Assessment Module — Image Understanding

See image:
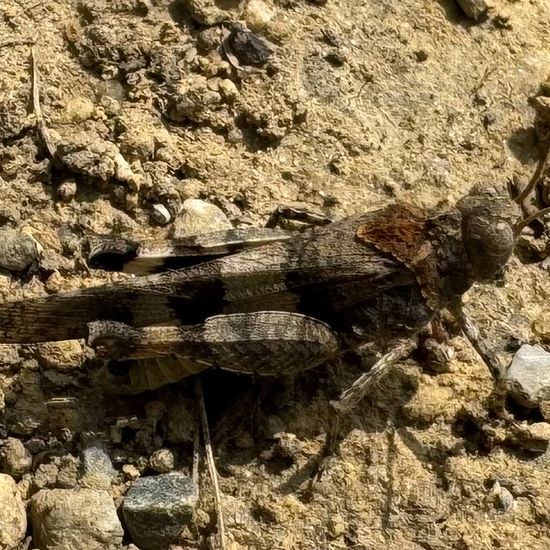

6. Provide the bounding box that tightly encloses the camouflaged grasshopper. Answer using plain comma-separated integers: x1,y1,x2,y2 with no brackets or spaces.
0,184,529,402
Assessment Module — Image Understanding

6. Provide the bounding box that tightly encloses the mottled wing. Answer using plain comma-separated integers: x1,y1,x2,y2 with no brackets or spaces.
87,227,292,275
0,215,415,343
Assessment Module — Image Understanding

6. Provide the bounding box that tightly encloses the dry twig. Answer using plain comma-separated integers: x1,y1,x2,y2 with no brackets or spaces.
195,378,227,550
31,47,57,159
192,427,200,488
0,39,35,50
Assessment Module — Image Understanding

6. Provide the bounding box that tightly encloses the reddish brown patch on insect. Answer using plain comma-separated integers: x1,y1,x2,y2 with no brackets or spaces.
356,204,442,310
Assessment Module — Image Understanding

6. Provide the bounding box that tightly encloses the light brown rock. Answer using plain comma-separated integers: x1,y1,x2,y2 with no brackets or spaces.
30,488,124,550
171,199,232,238
0,437,32,478
0,474,27,550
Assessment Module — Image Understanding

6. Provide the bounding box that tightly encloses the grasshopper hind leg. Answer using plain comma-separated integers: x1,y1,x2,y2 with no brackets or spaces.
88,312,340,393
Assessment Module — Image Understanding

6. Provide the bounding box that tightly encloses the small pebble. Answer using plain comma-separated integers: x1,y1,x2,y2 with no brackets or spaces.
123,464,141,481
151,203,172,225
218,78,239,102
149,448,175,473
0,474,27,549
64,96,94,123
57,179,77,201
122,472,199,550
489,480,514,512
0,438,32,479
0,229,40,273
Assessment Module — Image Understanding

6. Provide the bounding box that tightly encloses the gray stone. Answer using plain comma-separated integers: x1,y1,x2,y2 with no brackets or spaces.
0,229,40,273
123,472,199,550
171,199,232,238
457,0,488,20
0,438,32,479
30,488,124,550
505,344,550,407
79,433,117,490
0,474,27,550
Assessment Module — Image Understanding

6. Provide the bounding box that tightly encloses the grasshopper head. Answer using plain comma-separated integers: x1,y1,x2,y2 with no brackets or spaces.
456,184,519,282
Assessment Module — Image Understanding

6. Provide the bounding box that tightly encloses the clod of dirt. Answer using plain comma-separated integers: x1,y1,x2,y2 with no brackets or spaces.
196,27,225,54
57,456,79,489
57,179,78,202
0,474,27,550
33,463,61,491
505,344,550,408
456,0,488,21
165,75,235,130
57,136,142,191
532,311,550,343
35,341,87,371
122,472,198,550
171,198,232,238
71,22,150,77
177,0,244,25
0,229,41,274
0,438,32,479
30,488,124,550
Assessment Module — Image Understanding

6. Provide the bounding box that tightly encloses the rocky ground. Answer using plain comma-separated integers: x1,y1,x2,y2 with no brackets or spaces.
1,0,550,549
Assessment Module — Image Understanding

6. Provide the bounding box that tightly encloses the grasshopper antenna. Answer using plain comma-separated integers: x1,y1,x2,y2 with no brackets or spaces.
514,205,550,233
512,145,550,232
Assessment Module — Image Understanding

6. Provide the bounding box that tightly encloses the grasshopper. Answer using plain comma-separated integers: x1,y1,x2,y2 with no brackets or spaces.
0,181,531,408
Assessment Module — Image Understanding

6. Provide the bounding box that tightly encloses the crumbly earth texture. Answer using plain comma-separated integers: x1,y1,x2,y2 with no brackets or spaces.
1,1,550,549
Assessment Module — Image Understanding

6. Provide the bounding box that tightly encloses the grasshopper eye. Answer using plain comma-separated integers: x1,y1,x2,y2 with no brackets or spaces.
461,216,515,281
456,185,519,281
